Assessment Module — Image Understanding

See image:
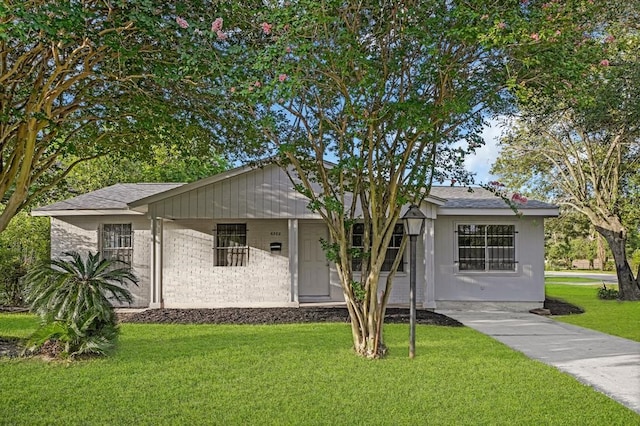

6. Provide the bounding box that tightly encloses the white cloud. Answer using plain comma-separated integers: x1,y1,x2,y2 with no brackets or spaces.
465,118,505,184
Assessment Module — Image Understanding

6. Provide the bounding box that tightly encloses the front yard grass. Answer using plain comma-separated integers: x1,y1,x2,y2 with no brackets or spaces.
546,284,640,342
1,314,638,424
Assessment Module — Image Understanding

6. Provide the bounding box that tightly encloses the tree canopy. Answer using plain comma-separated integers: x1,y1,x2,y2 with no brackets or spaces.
0,1,222,232
170,0,543,357
493,0,640,299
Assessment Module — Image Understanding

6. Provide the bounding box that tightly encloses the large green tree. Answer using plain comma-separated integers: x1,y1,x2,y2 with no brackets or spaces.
493,0,640,299
494,111,640,299
171,0,535,357
0,1,220,232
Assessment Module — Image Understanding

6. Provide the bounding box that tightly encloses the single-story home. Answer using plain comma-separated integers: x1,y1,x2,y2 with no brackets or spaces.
32,163,558,311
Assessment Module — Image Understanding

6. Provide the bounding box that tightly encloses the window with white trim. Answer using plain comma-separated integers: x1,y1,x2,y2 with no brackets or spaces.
352,223,404,272
214,224,248,266
457,224,516,271
101,224,133,267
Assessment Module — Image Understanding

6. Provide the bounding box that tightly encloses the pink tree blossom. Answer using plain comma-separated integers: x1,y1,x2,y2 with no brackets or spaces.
278,74,288,82
176,17,189,29
600,59,610,66
530,33,540,41
261,22,273,35
211,17,223,32
216,30,227,41
511,193,528,204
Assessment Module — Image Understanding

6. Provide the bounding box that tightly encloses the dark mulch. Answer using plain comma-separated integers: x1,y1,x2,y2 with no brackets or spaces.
544,297,585,315
0,298,584,357
0,337,23,358
118,307,463,326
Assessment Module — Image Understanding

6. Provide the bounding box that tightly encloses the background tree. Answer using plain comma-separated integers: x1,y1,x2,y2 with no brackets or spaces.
493,112,639,299
493,0,640,299
50,143,227,202
545,212,595,270
0,211,49,305
172,1,531,357
0,1,222,232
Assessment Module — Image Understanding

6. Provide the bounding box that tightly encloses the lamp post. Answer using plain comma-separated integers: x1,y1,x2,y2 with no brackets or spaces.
402,204,426,359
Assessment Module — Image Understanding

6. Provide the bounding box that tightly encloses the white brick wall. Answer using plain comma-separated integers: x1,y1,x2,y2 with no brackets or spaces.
50,216,151,307
162,219,292,308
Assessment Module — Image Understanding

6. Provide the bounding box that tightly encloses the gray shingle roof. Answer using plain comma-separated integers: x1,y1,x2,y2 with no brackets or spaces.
33,181,555,214
33,183,184,212
430,186,556,209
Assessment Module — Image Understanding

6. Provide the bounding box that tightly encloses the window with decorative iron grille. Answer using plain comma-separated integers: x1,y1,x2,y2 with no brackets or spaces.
214,224,248,266
101,224,133,267
352,223,404,272
457,224,516,271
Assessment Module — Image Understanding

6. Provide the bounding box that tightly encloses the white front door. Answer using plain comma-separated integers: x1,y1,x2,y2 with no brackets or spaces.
299,223,330,299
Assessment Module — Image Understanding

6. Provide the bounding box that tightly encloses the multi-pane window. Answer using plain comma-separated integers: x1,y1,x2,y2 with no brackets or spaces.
352,223,404,272
457,224,516,271
101,224,133,267
215,224,248,266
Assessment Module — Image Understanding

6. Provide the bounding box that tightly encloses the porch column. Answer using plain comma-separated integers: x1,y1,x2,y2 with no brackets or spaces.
423,218,436,309
150,217,164,308
288,219,299,303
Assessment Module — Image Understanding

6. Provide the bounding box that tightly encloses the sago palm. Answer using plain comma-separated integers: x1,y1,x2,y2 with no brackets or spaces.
24,251,137,357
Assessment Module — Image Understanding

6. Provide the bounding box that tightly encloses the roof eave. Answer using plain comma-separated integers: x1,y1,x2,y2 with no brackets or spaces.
437,207,559,217
31,209,144,217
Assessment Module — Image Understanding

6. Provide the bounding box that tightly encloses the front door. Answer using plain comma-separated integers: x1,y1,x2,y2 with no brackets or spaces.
299,223,330,300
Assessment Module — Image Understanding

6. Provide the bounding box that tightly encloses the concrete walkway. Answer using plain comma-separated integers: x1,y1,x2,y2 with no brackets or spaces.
439,310,640,414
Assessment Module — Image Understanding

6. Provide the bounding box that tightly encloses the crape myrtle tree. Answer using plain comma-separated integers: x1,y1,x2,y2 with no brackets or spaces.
493,0,640,299
0,1,221,233
173,1,528,358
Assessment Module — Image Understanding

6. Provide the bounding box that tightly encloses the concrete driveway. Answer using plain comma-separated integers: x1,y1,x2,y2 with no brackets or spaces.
439,310,640,414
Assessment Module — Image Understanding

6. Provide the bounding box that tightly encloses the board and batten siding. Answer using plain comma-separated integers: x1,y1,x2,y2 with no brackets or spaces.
148,165,320,220
50,216,152,308
433,215,546,309
161,218,294,308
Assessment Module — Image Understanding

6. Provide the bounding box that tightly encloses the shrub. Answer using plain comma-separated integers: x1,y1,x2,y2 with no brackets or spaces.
0,257,27,306
23,251,137,358
597,284,619,300
0,212,50,306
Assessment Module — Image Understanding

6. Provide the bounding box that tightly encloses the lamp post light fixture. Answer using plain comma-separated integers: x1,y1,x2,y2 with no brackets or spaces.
402,204,426,359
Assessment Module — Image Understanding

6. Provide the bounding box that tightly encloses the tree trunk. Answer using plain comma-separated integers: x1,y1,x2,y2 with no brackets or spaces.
595,226,640,301
337,264,389,359
597,235,607,271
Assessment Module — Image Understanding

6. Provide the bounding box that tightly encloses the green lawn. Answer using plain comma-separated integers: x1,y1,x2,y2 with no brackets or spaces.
546,283,640,342
1,314,638,424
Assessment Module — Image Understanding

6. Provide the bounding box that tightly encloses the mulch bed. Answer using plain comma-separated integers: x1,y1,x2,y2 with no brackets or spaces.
0,337,23,358
0,298,584,357
544,297,585,315
117,307,463,326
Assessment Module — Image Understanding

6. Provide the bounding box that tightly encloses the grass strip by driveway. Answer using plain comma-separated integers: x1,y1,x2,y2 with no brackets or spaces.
1,314,638,425
545,276,603,285
546,284,640,342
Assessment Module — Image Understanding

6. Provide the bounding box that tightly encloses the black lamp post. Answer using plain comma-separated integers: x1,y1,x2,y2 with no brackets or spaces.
402,204,426,359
